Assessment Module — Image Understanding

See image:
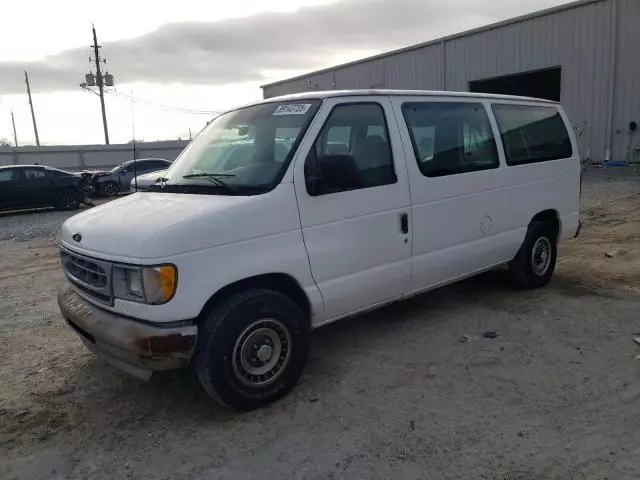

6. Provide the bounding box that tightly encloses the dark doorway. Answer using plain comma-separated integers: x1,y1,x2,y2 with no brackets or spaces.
469,67,562,101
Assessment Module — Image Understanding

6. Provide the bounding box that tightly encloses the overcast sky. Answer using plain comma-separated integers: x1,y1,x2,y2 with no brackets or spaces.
0,0,571,145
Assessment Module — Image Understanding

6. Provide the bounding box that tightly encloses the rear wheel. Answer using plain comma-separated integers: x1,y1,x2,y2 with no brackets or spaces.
195,289,310,411
54,189,81,210
508,221,558,288
101,181,120,197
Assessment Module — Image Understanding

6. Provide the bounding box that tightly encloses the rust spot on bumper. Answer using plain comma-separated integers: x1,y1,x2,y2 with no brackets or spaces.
58,285,198,375
135,333,197,356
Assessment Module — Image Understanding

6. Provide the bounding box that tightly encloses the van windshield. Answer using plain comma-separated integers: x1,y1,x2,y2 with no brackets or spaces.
155,101,321,195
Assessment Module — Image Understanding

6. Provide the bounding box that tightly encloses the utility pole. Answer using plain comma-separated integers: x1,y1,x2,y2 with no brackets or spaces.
24,71,40,147
92,25,109,144
11,110,18,147
80,25,114,145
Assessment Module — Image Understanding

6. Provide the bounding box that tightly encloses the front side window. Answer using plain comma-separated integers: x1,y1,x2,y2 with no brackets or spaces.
157,101,320,195
23,168,46,179
492,104,572,165
402,102,500,177
305,103,396,196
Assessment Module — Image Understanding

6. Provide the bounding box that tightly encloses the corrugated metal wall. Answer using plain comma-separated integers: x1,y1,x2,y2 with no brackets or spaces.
443,0,614,161
263,0,639,161
611,0,640,161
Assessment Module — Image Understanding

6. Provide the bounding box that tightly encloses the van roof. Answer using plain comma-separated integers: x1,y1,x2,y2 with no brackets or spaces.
258,89,559,105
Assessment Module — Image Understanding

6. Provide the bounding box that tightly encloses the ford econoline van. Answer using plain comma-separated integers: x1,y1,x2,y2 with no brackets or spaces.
58,90,581,410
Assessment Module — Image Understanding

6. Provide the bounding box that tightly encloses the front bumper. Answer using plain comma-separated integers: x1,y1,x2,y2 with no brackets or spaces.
58,285,197,380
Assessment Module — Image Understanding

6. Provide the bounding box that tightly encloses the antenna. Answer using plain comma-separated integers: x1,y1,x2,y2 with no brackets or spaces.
131,89,138,193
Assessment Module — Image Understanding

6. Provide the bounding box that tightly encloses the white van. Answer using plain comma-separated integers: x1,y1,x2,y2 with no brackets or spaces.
58,90,581,410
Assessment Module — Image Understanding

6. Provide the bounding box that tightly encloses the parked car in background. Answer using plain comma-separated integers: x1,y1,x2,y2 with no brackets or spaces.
0,165,88,211
91,158,172,197
130,169,168,192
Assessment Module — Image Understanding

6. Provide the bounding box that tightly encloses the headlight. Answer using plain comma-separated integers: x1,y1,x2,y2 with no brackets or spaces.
114,264,177,304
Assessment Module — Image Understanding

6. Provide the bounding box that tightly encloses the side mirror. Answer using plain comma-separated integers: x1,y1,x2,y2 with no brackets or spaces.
306,153,362,196
122,169,129,174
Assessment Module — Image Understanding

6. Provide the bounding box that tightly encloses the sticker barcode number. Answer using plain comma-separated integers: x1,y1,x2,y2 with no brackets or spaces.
273,104,311,116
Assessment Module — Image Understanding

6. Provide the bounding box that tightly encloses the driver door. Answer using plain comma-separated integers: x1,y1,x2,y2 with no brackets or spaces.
293,97,412,322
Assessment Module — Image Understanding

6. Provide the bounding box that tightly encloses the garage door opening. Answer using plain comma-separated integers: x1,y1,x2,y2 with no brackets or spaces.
469,67,562,101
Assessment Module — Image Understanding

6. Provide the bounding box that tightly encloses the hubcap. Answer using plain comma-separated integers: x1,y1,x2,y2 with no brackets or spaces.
531,236,552,276
232,318,291,387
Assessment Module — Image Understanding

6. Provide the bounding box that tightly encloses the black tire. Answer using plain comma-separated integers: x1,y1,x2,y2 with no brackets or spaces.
195,289,310,411
101,181,120,197
54,189,81,210
508,221,558,289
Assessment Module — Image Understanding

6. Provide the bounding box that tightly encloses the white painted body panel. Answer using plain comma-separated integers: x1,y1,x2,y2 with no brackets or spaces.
61,184,323,323
388,97,581,295
60,91,580,330
292,96,412,320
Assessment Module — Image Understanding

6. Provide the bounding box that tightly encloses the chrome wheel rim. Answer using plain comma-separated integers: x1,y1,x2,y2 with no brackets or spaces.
103,183,118,196
531,236,552,276
232,318,291,387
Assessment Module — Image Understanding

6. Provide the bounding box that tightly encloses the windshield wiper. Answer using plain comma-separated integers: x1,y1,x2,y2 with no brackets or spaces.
182,173,236,179
182,173,238,193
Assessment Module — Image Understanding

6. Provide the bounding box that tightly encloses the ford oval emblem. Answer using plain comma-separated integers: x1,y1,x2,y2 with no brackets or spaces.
72,233,82,243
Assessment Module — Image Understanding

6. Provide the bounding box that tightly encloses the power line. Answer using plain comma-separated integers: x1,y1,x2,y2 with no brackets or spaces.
103,88,220,115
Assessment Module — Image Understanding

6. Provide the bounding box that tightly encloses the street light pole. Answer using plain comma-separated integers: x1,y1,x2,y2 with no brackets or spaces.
92,25,109,145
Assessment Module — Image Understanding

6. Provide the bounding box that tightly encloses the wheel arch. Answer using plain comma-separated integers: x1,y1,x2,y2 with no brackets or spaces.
530,209,560,240
197,273,312,326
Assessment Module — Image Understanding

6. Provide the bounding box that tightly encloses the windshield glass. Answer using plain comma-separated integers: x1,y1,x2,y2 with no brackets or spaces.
158,101,320,194
110,163,128,174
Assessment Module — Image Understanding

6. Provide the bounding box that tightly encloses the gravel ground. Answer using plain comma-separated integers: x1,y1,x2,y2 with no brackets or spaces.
0,199,111,242
1,168,639,480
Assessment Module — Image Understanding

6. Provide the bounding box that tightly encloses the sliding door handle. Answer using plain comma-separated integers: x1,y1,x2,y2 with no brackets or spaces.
400,213,409,234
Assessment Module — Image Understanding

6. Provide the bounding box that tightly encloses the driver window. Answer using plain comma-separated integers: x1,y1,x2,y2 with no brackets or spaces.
305,103,396,196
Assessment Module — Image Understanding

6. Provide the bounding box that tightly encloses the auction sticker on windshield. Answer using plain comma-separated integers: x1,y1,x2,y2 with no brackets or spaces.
273,104,312,115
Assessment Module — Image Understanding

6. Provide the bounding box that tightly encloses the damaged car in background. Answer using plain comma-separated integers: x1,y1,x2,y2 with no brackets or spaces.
89,158,172,197
0,164,90,211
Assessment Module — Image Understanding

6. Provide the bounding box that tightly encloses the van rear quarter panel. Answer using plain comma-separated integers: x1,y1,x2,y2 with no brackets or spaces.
489,103,581,243
390,96,580,292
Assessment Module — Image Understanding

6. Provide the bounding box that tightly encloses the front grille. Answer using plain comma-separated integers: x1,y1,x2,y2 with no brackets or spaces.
62,252,107,287
60,247,113,304
70,279,112,304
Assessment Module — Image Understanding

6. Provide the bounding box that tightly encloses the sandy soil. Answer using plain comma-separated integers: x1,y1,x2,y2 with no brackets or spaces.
1,167,639,480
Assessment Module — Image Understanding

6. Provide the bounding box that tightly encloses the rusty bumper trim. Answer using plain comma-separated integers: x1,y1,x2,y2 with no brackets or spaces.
58,285,198,377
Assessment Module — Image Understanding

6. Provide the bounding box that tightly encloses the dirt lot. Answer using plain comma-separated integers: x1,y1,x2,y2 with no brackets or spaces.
1,168,639,480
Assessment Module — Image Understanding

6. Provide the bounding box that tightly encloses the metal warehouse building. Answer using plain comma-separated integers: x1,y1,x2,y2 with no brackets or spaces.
262,0,640,163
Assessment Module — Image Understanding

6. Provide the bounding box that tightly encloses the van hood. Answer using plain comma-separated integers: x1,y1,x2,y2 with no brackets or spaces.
60,186,299,260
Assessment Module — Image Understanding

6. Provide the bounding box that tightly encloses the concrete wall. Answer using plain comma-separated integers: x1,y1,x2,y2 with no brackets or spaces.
262,0,640,162
0,140,189,171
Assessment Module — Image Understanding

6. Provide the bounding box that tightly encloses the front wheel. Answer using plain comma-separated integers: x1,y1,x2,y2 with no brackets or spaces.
101,181,120,197
195,289,310,411
508,221,558,289
54,189,81,210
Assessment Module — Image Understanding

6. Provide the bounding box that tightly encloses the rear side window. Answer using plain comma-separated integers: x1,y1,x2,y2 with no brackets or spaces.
402,102,499,177
492,105,572,165
0,169,17,182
